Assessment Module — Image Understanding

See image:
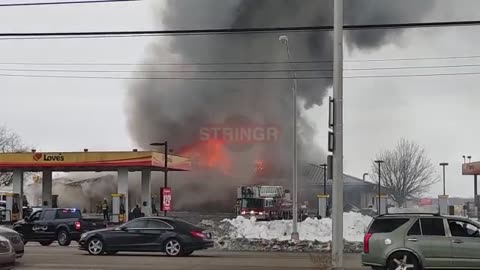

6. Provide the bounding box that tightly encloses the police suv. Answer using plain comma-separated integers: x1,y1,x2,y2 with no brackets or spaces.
13,208,106,246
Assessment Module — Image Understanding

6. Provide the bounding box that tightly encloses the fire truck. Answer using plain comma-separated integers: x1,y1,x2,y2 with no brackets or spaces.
235,185,293,220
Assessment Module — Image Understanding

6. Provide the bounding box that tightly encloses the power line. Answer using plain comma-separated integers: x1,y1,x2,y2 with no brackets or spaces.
347,55,480,63
0,34,159,41
0,67,328,73
3,63,480,73
1,20,480,39
0,0,140,7
3,70,480,80
0,60,328,66
348,63,480,71
0,73,309,80
3,54,480,66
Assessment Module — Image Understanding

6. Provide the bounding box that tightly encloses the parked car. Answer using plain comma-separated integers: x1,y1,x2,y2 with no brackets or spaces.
0,235,15,268
13,208,106,246
362,213,480,269
79,217,214,256
0,227,23,259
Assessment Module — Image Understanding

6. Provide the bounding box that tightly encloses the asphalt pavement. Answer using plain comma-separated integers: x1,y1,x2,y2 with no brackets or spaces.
11,244,368,270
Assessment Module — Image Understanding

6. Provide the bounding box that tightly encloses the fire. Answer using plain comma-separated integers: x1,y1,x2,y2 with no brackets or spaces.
252,159,271,185
178,139,231,174
255,160,265,175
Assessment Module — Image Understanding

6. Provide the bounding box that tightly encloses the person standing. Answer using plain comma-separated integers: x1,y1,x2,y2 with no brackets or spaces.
102,199,109,222
132,205,141,219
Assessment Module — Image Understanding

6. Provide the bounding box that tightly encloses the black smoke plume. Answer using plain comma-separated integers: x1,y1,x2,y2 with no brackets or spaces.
127,0,436,211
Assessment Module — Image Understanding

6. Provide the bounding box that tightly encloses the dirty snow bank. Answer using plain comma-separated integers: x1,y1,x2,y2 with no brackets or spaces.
200,211,371,241
199,212,371,252
221,212,371,242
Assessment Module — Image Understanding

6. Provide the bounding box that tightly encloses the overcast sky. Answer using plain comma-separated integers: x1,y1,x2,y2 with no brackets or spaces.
0,0,479,197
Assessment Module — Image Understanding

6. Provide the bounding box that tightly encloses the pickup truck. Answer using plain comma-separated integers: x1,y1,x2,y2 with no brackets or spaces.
13,208,106,246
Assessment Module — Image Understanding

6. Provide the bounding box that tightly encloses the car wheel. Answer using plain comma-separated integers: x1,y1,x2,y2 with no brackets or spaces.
39,240,53,246
87,238,105,256
387,251,420,270
164,238,183,257
105,251,118,255
57,229,71,246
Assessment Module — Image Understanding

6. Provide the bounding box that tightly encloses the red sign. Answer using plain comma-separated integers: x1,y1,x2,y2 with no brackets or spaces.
463,162,480,175
418,198,433,206
161,187,172,211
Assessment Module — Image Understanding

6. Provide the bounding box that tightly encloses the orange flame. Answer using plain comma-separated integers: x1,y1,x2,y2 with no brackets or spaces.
178,139,231,175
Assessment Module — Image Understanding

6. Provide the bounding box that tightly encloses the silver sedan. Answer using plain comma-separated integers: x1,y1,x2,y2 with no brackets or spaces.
0,235,16,268
0,226,23,258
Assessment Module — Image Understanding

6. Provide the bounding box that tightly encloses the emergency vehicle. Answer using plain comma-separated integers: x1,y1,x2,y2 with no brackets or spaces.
235,185,293,220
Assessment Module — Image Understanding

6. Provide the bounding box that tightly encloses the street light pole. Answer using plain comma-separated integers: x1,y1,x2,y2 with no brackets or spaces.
374,160,384,214
332,0,344,267
151,142,169,217
321,164,327,195
279,35,299,241
439,163,448,196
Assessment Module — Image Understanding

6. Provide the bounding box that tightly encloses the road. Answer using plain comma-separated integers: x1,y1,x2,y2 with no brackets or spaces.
13,244,367,270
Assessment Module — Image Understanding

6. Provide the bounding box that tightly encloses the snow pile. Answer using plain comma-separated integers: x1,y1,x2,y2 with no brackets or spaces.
220,212,372,242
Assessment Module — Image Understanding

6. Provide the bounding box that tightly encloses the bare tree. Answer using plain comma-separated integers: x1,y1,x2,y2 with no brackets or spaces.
371,139,439,207
0,125,28,186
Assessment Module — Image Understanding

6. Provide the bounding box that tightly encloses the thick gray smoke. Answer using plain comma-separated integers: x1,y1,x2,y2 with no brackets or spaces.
126,0,438,211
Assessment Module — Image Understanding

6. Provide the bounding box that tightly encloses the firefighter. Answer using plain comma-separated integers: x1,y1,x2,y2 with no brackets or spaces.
102,199,109,222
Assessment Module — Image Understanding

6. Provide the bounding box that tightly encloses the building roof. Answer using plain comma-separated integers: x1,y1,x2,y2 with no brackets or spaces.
0,151,191,172
309,173,376,186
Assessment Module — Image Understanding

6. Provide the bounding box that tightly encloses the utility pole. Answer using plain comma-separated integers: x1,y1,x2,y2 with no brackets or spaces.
439,163,448,196
476,175,479,221
279,35,299,241
332,0,344,267
321,164,327,195
151,141,169,217
163,141,168,217
374,160,384,214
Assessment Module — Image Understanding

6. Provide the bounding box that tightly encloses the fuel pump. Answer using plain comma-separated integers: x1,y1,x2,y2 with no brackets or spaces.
6,193,20,222
52,195,58,208
111,194,126,223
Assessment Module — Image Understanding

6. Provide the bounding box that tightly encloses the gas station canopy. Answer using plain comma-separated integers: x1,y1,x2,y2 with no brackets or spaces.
0,151,191,172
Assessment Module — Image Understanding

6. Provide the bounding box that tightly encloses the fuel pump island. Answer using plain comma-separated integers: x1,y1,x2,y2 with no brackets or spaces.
0,150,191,223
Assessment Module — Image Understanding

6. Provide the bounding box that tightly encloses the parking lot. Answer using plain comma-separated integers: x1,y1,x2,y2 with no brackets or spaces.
13,244,367,270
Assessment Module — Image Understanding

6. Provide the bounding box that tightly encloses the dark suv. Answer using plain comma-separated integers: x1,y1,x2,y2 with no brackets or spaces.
13,208,106,246
362,213,480,269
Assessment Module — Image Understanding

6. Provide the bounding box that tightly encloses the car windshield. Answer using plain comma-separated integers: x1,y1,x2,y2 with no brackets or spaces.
241,199,263,209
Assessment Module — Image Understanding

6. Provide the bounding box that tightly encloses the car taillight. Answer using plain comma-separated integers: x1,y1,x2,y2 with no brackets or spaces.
363,233,372,254
75,221,81,231
241,211,246,215
190,230,206,239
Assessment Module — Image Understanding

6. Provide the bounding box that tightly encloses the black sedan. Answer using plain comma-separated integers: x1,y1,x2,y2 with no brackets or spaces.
78,217,213,256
